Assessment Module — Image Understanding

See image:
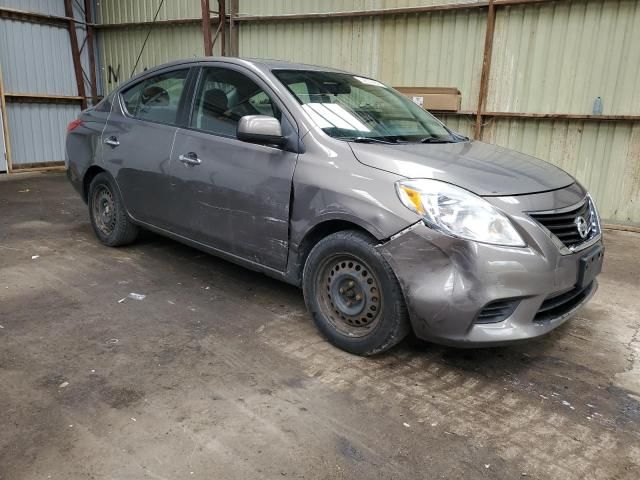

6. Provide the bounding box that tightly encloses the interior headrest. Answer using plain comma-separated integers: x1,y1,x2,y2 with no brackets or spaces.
141,86,169,106
203,88,229,114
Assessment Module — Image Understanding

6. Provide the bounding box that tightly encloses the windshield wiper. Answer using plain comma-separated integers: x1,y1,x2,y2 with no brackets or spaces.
418,136,454,144
341,136,400,145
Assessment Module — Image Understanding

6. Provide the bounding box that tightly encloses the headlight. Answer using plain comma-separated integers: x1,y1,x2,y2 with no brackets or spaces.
395,179,525,247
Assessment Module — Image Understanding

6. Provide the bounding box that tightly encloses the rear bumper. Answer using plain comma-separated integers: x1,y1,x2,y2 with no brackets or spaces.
377,222,602,347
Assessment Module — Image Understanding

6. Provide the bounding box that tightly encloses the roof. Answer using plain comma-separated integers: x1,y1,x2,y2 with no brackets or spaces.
119,57,354,91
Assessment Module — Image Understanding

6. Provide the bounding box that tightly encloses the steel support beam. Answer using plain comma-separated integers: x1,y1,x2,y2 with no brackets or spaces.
201,0,213,56
0,63,12,173
229,0,239,56
218,0,226,56
475,0,496,140
64,0,87,110
84,0,98,103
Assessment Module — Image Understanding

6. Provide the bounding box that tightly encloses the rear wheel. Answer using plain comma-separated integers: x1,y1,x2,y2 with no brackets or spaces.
88,173,138,247
302,230,410,356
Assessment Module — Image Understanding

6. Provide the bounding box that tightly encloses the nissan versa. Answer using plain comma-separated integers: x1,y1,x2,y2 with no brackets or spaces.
65,58,604,355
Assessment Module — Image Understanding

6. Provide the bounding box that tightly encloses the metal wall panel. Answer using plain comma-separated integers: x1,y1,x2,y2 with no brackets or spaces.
0,19,78,95
240,8,484,111
5,102,80,166
487,0,640,115
0,0,65,16
240,16,383,77
377,9,484,111
483,118,640,224
99,24,216,92
98,0,202,23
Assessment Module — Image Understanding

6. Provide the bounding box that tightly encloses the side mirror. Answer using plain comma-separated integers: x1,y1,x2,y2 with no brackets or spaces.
237,115,285,146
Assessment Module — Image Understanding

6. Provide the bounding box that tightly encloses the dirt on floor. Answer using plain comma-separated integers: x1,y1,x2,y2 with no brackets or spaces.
0,172,639,480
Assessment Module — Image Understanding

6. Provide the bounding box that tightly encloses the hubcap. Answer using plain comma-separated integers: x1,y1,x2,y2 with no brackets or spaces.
316,254,382,337
92,185,116,235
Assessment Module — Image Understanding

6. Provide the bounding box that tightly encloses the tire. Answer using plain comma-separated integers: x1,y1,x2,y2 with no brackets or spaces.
302,230,410,356
87,172,138,247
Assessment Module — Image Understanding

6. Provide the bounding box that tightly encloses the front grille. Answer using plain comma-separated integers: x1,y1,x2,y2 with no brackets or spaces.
529,199,598,249
476,299,520,324
534,282,594,322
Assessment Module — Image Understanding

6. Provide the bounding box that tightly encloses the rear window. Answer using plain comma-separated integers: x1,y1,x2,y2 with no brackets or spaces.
121,69,189,125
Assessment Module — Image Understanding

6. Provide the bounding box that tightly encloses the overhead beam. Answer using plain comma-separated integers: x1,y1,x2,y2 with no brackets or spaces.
231,0,560,22
98,16,221,29
0,6,88,28
4,93,86,104
433,110,640,122
64,0,87,110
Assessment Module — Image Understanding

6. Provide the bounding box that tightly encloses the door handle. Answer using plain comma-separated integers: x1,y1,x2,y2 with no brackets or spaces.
178,152,202,166
104,136,119,147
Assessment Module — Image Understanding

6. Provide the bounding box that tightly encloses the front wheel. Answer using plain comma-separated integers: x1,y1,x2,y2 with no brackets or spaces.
88,172,138,247
302,230,410,356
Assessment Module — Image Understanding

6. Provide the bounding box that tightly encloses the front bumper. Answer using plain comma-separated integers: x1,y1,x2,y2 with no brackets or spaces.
377,217,603,348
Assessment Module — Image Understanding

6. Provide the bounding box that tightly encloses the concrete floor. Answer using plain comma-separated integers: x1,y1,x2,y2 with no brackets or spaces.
0,172,638,480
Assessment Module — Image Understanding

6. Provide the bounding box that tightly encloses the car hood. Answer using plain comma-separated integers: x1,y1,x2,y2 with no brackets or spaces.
349,140,575,196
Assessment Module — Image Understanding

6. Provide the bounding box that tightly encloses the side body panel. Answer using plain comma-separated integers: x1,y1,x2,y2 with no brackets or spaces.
288,130,422,252
169,128,297,270
100,105,177,227
65,99,112,197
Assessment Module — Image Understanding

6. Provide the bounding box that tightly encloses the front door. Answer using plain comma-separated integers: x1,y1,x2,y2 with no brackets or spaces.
168,66,299,271
101,67,191,227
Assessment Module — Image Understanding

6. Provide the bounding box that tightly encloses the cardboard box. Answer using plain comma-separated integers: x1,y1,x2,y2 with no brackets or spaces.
394,87,461,112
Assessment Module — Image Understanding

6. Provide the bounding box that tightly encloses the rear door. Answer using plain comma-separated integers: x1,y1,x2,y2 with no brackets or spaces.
101,67,192,227
167,65,299,271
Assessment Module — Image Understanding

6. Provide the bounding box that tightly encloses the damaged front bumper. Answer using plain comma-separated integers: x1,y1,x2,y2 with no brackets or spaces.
377,222,602,347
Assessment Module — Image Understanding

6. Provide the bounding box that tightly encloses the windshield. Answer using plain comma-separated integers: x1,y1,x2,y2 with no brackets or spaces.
273,69,455,143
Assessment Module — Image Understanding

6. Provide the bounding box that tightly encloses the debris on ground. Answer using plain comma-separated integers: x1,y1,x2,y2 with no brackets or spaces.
403,422,410,428
59,381,69,388
31,255,39,260
106,338,119,344
128,292,146,301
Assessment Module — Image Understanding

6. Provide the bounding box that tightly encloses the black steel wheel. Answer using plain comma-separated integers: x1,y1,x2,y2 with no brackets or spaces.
303,230,410,356
91,184,117,236
316,254,383,337
88,172,138,247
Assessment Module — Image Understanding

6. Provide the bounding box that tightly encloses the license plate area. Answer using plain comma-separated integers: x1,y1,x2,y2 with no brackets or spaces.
578,246,604,288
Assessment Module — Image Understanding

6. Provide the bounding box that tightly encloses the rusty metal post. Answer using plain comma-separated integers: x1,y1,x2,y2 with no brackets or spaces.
229,0,239,56
201,0,213,56
474,0,496,140
0,63,13,173
84,0,98,104
218,0,226,56
64,0,87,109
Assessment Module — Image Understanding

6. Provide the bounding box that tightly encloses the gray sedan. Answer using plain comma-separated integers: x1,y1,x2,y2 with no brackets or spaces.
66,57,604,355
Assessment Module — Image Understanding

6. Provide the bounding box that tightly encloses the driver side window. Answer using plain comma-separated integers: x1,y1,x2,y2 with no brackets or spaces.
190,67,279,137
